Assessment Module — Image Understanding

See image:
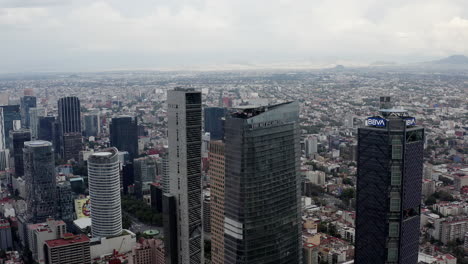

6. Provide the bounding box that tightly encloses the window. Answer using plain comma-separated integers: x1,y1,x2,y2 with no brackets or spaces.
390,197,400,212
391,165,401,185
389,222,399,237
387,247,398,262
392,145,402,159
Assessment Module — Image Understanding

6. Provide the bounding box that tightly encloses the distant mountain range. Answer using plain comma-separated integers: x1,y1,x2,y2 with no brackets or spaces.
430,55,468,65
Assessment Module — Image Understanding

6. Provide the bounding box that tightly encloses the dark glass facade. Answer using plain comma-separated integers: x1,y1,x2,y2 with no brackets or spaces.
9,129,31,177
23,141,56,223
204,107,226,140
110,116,138,160
224,102,302,264
84,114,99,137
58,97,82,161
20,96,37,128
0,105,21,146
355,115,424,264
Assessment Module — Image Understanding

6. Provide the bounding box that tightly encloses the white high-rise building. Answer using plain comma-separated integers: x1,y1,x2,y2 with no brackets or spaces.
0,108,5,150
167,88,203,263
88,147,122,238
305,135,318,158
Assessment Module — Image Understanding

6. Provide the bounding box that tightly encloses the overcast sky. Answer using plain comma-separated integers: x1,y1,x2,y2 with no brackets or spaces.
1,0,468,72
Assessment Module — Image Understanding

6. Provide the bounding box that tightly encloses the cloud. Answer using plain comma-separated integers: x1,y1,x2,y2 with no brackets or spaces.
1,0,468,71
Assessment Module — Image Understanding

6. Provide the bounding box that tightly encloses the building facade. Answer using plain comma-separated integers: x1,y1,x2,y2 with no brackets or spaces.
9,129,31,177
223,102,302,264
58,96,82,161
209,140,225,264
110,116,138,160
29,108,46,140
44,233,90,264
20,96,37,128
0,219,13,250
0,105,21,147
23,140,56,223
88,148,122,238
83,113,100,138
355,109,424,264
167,88,203,263
204,107,226,140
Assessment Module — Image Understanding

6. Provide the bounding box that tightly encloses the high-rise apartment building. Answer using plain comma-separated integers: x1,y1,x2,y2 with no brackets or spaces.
355,108,424,263
110,116,138,159
9,129,31,177
167,88,203,263
44,234,91,264
88,147,122,238
208,140,225,264
58,96,82,161
204,107,226,140
23,141,57,223
20,96,36,128
223,102,302,264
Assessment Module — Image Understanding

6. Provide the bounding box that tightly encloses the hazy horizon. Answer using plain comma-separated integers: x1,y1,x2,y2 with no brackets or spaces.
2,0,468,72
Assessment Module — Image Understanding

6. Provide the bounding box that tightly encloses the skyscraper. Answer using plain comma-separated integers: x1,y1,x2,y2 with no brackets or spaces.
223,102,302,264
134,156,158,198
23,141,56,223
167,88,203,263
88,147,122,238
9,129,31,177
58,96,82,161
20,96,37,128
84,113,100,138
110,116,138,160
204,107,226,140
208,140,225,264
0,105,21,147
29,108,46,140
355,108,424,264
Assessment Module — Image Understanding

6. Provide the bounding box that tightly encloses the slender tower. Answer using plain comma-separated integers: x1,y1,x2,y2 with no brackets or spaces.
88,147,122,238
223,102,302,264
23,140,56,223
58,96,82,161
355,107,424,263
166,88,203,264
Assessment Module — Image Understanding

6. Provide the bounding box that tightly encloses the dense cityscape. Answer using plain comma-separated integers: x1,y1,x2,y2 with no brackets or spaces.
0,64,464,264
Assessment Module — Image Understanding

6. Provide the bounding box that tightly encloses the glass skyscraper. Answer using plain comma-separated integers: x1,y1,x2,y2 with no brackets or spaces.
204,107,226,140
110,116,138,160
58,96,82,161
24,141,57,223
355,109,424,264
223,102,302,264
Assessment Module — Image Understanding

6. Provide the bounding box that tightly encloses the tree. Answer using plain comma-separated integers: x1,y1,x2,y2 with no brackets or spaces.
425,196,437,206
342,178,354,186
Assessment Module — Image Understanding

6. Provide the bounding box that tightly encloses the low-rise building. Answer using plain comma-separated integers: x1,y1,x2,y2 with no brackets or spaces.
44,233,91,264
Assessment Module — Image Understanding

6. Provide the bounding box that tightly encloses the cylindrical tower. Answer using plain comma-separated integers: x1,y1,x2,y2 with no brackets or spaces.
88,147,122,238
23,140,56,223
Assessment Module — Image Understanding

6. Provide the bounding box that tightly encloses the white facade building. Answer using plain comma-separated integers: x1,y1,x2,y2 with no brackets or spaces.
88,147,122,238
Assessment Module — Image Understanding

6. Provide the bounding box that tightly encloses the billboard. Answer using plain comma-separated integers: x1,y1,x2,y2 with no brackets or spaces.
404,117,416,126
74,198,91,218
365,117,387,127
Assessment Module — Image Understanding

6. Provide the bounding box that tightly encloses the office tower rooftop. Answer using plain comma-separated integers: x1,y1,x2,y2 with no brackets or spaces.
224,101,302,264
355,107,424,264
